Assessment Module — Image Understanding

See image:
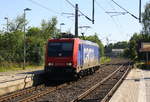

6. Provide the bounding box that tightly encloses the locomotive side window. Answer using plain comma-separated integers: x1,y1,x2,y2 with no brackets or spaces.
48,42,73,57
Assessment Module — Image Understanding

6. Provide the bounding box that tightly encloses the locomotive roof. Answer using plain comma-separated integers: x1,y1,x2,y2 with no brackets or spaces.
48,38,77,41
48,38,99,47
80,40,99,47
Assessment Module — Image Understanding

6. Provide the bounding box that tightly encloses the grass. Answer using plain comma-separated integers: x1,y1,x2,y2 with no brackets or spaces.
100,57,111,64
0,57,111,72
0,62,43,72
135,61,150,69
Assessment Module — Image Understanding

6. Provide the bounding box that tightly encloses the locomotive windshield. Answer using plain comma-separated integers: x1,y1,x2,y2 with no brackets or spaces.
48,42,73,57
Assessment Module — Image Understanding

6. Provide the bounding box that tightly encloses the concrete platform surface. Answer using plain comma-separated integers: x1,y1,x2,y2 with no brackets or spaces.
0,67,43,83
0,67,44,95
109,68,150,102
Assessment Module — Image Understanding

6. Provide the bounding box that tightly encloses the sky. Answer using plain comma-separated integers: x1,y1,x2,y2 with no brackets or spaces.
0,0,149,45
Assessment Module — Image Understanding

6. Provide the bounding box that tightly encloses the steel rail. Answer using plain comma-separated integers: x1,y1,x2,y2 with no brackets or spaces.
0,64,109,102
18,83,68,102
101,64,131,102
70,65,124,102
0,85,44,102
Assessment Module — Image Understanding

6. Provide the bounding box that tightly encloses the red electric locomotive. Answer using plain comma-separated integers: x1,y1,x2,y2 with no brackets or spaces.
44,38,100,80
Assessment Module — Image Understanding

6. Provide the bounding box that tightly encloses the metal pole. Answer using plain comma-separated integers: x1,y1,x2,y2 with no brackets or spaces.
92,0,95,24
23,8,31,69
23,10,26,70
75,4,78,38
139,0,142,23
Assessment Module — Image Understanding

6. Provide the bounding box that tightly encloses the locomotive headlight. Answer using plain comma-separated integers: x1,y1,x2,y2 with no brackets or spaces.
48,62,53,66
66,62,72,66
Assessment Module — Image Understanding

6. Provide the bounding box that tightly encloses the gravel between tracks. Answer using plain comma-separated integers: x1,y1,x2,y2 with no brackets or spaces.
36,59,129,102
0,58,129,102
80,65,129,102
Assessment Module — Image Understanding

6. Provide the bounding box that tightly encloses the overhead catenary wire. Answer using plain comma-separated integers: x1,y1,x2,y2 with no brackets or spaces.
27,0,60,14
95,0,125,40
111,0,139,20
105,0,127,17
64,0,93,22
88,0,124,30
106,0,116,11
95,0,122,28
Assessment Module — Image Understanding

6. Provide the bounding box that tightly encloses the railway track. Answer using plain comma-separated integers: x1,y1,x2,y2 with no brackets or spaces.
0,59,131,102
0,82,70,102
35,60,131,102
71,63,131,102
0,85,44,102
18,83,68,102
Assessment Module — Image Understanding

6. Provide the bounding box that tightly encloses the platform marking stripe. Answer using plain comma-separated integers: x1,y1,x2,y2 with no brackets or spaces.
138,70,146,102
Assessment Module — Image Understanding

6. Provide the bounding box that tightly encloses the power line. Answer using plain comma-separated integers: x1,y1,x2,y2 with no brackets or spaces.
64,0,93,22
95,0,107,13
111,0,139,20
95,0,126,17
106,0,116,11
95,0,124,38
95,0,120,24
105,0,125,35
64,0,75,8
27,0,60,14
105,12,127,17
105,0,127,17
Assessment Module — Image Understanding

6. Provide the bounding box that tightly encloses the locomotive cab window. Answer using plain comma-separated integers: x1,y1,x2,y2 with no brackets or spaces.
48,42,73,57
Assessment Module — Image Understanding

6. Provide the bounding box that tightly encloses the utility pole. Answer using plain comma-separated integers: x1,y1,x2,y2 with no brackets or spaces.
139,0,142,23
65,1,95,37
75,4,78,37
92,0,95,24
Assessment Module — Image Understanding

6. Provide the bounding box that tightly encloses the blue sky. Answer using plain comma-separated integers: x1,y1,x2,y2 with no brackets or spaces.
0,0,149,45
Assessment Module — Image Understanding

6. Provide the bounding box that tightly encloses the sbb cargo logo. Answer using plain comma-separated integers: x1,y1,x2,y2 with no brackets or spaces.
83,48,94,64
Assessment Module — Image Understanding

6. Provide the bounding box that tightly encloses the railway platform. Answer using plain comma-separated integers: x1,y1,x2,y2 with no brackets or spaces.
0,67,44,95
109,68,150,102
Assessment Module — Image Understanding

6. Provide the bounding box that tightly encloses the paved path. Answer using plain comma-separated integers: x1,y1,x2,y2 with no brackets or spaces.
109,68,150,102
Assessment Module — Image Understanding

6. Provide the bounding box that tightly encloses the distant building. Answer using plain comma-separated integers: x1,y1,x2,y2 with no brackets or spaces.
111,49,124,57
139,42,150,65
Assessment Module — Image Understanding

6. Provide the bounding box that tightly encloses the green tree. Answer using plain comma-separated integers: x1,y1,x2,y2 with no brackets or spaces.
27,27,41,37
82,34,104,56
26,36,45,65
25,17,58,64
142,3,150,34
0,31,24,62
8,15,27,32
40,17,58,40
113,41,128,49
105,43,113,54
105,41,128,57
127,33,150,60
0,16,58,66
